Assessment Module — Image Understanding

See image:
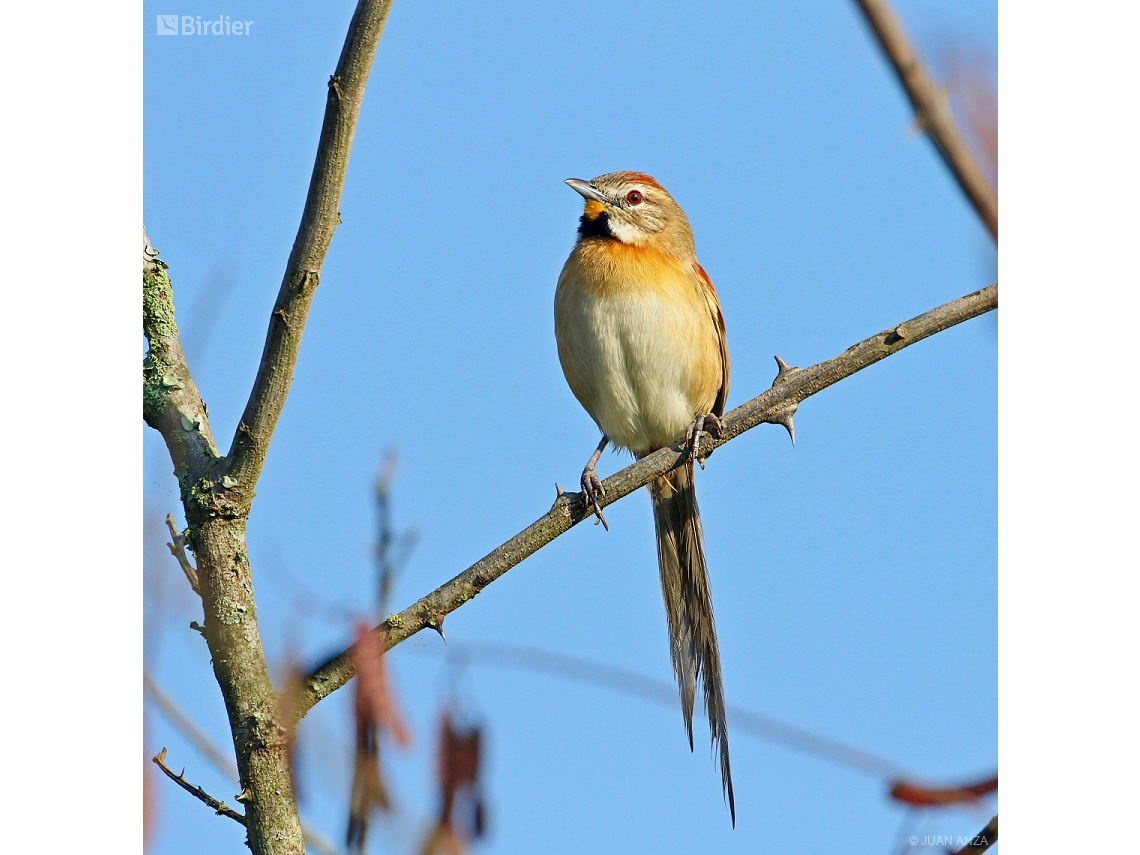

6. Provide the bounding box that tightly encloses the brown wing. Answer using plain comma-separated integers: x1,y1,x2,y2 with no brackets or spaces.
693,263,730,416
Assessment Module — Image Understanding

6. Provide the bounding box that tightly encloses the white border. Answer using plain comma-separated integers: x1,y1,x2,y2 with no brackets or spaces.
1000,1,1139,850
0,2,141,848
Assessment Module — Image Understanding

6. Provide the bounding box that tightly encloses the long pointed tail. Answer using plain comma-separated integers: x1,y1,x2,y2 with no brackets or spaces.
650,461,734,825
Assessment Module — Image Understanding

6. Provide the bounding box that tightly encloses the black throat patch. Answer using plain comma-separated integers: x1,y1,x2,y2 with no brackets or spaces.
577,211,613,239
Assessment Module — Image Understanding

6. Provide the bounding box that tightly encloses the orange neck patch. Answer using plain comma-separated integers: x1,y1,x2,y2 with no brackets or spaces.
583,199,606,220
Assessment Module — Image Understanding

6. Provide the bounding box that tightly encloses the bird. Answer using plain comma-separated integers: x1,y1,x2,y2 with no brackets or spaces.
554,171,734,824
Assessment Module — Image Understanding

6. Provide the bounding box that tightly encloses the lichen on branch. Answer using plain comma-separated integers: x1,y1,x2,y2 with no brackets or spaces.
142,229,218,481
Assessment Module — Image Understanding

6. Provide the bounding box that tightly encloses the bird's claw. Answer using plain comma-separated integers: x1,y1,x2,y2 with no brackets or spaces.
581,466,608,530
685,413,724,469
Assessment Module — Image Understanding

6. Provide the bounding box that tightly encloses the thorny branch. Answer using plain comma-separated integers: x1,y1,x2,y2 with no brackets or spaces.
296,284,998,719
853,0,998,241
152,748,247,826
951,815,998,855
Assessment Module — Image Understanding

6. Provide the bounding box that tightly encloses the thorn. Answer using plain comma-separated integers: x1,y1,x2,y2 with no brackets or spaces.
774,408,796,445
551,483,568,511
767,357,801,445
235,789,252,803
429,619,447,643
771,355,801,386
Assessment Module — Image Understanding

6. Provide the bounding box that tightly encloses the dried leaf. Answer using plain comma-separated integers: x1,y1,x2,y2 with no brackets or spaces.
345,624,412,852
889,775,998,806
352,625,411,748
431,711,486,844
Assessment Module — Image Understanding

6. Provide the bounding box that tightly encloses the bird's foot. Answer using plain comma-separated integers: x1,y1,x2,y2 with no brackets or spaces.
581,464,608,530
685,413,724,469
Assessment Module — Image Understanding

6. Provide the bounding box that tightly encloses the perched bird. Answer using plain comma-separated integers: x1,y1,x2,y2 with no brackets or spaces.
554,171,734,823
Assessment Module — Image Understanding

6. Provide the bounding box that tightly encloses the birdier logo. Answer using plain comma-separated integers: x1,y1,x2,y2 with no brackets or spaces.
156,15,254,36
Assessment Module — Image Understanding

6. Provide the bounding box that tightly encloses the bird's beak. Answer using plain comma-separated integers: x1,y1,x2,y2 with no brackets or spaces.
565,178,610,205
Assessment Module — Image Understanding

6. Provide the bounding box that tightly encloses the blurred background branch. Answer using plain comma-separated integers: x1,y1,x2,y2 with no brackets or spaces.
853,0,998,241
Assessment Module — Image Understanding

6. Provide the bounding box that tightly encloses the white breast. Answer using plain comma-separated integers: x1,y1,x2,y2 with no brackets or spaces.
555,250,720,455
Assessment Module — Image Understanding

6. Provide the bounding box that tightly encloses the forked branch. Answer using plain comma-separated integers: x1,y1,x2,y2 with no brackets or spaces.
296,284,998,718
142,4,397,853
853,0,998,241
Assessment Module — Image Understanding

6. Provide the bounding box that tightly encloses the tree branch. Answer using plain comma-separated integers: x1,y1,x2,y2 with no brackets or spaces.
144,4,396,852
152,748,247,826
165,513,201,596
143,228,220,489
296,284,997,718
952,815,998,855
145,673,349,855
853,0,998,241
225,0,395,495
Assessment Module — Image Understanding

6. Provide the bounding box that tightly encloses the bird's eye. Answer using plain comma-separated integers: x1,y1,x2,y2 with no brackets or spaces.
626,190,643,205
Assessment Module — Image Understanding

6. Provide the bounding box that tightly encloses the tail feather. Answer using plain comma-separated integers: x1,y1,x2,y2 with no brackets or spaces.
650,461,735,826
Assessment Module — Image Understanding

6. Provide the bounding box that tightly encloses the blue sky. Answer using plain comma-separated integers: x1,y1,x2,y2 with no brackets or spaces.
144,1,997,852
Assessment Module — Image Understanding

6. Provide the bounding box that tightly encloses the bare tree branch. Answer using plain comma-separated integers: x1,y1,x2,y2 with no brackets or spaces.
152,748,247,827
297,284,997,718
165,513,200,596
145,673,348,855
225,0,395,495
952,815,998,854
143,228,220,487
143,4,396,852
853,0,998,241
145,235,307,854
